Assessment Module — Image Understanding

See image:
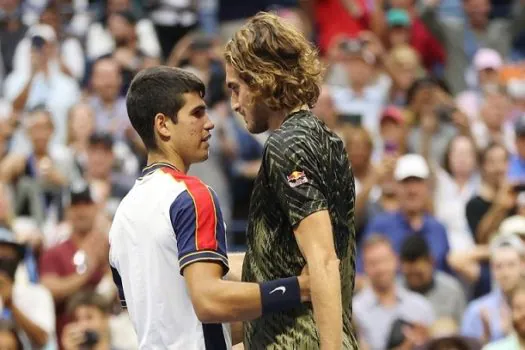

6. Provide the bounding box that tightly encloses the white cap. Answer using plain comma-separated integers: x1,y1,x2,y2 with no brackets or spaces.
394,154,430,181
490,233,525,258
498,215,525,237
28,24,56,42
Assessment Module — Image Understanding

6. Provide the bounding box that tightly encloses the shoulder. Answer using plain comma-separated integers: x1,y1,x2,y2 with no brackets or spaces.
401,288,433,309
435,271,464,293
368,212,400,226
269,111,323,143
465,293,494,314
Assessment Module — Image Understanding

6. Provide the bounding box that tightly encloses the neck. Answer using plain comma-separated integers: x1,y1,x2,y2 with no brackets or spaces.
454,173,471,188
405,210,424,229
374,284,397,305
470,18,487,31
147,150,188,173
70,231,88,246
268,105,309,131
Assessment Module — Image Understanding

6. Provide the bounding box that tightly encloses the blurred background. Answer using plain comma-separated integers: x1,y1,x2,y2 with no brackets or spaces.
1,0,525,349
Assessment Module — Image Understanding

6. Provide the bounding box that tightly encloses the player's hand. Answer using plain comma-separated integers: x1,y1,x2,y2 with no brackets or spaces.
298,265,310,302
61,323,85,350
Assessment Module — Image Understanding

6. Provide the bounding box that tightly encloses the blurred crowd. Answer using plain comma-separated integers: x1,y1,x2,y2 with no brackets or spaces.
0,0,525,349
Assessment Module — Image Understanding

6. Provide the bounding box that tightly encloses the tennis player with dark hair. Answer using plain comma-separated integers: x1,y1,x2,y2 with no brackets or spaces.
108,66,310,349
225,12,358,350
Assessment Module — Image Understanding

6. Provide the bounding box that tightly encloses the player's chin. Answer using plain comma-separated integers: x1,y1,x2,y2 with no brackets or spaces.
246,121,267,134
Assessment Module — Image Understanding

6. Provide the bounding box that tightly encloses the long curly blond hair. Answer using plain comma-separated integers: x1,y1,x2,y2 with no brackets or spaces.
224,12,324,110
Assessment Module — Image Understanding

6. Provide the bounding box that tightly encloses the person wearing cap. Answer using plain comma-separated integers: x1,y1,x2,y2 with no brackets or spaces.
507,114,525,181
420,0,525,95
331,35,392,138
461,235,525,343
11,2,86,82
0,227,56,349
39,184,109,349
358,154,451,273
370,1,445,72
456,49,504,120
377,105,406,160
3,22,80,146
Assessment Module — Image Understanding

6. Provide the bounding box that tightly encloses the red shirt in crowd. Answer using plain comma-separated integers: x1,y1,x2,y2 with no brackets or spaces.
39,239,105,349
409,14,446,70
315,0,370,54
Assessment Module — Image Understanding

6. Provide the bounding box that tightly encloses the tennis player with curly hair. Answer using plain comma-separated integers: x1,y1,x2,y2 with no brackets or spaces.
225,12,358,350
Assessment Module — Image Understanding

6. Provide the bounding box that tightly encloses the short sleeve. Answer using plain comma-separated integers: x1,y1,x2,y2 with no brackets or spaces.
170,187,229,276
264,133,328,227
38,249,61,277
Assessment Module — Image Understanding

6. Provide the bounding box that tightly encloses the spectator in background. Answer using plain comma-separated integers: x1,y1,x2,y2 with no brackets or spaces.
61,292,117,350
3,24,80,146
308,0,369,56
387,45,425,106
371,4,445,73
39,185,109,348
84,132,134,218
105,10,160,91
147,0,197,60
483,279,525,350
312,85,344,138
360,154,451,273
375,106,407,160
461,235,525,344
507,78,525,118
0,228,55,349
0,0,28,76
400,234,467,326
354,234,435,350
11,1,85,82
420,0,525,94
434,135,480,251
456,49,503,120
507,114,525,180
86,0,160,61
0,108,77,229
88,58,130,142
331,37,392,138
471,92,515,152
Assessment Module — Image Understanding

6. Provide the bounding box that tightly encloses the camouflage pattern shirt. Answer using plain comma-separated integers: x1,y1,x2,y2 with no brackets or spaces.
242,110,358,349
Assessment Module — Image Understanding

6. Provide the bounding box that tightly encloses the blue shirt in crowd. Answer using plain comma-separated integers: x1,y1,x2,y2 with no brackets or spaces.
358,211,451,273
461,289,508,343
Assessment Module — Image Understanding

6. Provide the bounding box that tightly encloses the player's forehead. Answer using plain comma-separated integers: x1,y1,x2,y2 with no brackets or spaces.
179,92,206,114
225,64,240,87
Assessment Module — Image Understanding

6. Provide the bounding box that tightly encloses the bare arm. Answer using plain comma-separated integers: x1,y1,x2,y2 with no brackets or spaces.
475,204,510,244
40,273,92,302
183,262,309,323
294,210,342,350
10,304,48,347
0,154,26,183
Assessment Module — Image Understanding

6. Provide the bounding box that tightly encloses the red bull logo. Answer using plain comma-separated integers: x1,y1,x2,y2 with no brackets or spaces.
287,171,308,188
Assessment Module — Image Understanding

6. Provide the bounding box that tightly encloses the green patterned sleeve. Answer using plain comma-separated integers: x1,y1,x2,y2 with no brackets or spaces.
264,130,329,228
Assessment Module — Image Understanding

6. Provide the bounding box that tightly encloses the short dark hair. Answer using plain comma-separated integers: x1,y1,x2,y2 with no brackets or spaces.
126,66,205,151
67,291,110,316
400,234,431,262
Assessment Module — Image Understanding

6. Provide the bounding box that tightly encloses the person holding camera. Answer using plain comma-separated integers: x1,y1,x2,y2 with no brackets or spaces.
61,291,114,350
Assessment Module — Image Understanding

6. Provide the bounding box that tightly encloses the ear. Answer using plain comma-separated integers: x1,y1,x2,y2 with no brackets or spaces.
154,113,171,139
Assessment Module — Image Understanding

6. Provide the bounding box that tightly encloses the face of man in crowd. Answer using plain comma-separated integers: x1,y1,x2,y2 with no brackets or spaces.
482,146,508,187
397,177,429,214
463,0,491,25
69,201,97,236
226,64,272,134
491,247,523,294
27,111,54,154
364,241,398,292
74,305,109,341
91,59,122,103
448,136,477,178
401,257,434,293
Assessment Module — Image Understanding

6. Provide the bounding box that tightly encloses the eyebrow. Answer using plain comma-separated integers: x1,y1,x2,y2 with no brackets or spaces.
189,104,207,115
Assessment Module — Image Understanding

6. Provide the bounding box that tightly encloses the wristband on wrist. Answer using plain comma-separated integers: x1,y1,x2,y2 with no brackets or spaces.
259,277,301,315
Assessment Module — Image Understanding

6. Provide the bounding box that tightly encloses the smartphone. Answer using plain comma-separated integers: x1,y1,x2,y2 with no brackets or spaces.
384,141,398,154
31,36,46,50
340,113,362,127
